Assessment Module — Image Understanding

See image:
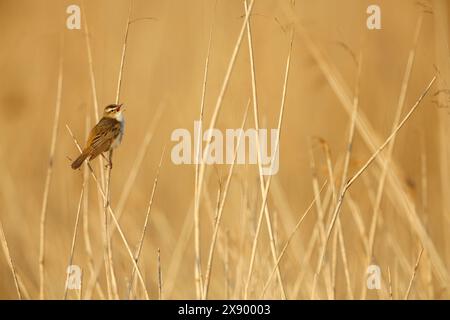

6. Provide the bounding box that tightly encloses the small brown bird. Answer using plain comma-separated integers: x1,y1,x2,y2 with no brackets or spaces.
71,104,125,170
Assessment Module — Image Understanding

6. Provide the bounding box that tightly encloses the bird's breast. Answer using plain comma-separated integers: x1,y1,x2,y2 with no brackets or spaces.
111,119,125,149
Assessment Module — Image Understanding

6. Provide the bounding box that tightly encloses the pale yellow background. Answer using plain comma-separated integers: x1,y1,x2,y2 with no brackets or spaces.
0,0,449,299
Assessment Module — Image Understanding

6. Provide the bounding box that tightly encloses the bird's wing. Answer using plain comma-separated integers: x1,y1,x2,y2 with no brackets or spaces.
86,117,121,160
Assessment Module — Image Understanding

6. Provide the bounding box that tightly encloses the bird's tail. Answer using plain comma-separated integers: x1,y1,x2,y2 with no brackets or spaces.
71,150,90,170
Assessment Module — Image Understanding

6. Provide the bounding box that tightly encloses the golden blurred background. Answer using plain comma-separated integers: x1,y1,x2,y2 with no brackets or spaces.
0,0,449,299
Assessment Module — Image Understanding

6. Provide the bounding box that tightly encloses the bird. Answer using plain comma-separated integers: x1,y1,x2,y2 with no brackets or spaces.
71,104,125,170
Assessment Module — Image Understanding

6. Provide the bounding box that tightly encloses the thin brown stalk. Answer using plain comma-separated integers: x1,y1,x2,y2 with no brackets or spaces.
194,2,216,298
81,0,100,122
80,114,105,300
128,147,166,298
64,184,85,300
321,142,353,299
0,219,21,299
404,247,424,299
308,141,333,299
104,150,119,299
157,248,163,300
337,221,352,299
39,35,64,299
115,0,133,105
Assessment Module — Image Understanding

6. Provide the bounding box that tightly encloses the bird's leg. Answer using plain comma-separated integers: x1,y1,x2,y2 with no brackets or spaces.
108,150,113,169
102,154,110,169
103,151,113,169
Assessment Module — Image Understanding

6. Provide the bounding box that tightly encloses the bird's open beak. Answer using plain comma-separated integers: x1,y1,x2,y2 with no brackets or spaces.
117,104,124,111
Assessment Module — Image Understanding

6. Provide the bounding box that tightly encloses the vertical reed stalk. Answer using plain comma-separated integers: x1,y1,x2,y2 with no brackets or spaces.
64,185,85,300
39,35,64,299
0,219,21,299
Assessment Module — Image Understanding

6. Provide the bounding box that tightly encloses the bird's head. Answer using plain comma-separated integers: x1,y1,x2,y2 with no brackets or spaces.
103,104,124,120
